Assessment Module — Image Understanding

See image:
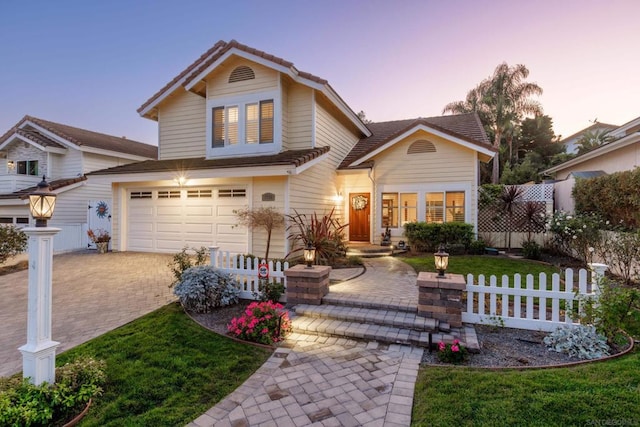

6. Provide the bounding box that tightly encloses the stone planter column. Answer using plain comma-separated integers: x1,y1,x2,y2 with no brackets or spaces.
417,272,466,328
284,265,331,305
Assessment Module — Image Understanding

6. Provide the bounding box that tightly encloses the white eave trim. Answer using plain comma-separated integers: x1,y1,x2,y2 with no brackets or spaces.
137,45,226,119
183,48,371,137
610,116,640,138
545,132,640,175
349,124,495,167
0,180,86,205
288,151,329,175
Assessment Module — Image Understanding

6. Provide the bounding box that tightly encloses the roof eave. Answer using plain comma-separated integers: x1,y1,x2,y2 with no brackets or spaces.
544,132,640,175
349,123,495,167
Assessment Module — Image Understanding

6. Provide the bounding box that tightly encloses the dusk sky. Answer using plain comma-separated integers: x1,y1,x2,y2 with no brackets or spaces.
2,0,639,146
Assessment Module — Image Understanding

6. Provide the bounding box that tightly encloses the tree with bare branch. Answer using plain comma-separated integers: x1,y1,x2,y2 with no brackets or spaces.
234,207,284,261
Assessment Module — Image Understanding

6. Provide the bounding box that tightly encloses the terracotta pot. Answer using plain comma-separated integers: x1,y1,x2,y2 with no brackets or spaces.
62,398,92,427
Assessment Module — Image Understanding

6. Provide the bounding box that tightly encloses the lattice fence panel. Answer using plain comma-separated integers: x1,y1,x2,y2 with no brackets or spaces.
478,201,547,233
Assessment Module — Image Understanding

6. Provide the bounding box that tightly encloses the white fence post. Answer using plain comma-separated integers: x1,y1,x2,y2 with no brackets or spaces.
588,263,608,295
209,246,219,268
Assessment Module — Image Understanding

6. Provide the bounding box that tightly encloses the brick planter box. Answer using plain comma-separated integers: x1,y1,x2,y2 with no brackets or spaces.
284,265,331,305
417,272,465,328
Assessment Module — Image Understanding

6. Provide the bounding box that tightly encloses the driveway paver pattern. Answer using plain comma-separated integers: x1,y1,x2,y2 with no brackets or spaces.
0,251,175,377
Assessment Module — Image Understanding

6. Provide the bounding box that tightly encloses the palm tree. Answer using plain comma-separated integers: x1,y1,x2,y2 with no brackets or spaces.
444,63,543,183
576,129,614,154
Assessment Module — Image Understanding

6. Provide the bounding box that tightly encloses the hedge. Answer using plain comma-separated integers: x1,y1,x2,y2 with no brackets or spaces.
403,222,474,252
573,167,640,229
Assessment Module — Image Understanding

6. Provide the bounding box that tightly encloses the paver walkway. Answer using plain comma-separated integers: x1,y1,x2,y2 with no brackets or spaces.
190,257,425,427
0,251,175,377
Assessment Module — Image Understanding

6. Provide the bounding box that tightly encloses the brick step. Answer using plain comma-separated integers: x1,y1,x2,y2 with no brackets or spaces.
289,315,433,347
322,292,417,313
293,304,438,332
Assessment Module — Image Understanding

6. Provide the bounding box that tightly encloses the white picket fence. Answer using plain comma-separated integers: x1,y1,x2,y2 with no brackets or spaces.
209,246,289,300
462,264,608,331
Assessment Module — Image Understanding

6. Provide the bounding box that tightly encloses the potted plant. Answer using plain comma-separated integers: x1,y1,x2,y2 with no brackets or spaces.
87,229,111,254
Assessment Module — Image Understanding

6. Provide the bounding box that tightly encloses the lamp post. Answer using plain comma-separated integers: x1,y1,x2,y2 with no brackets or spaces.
18,176,60,385
434,245,449,278
304,241,316,268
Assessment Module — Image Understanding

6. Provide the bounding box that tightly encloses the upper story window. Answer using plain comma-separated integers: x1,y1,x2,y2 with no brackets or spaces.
212,100,273,148
206,90,281,158
17,160,38,176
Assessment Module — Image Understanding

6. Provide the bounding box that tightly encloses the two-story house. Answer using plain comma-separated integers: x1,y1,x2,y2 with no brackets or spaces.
0,116,157,251
90,40,496,257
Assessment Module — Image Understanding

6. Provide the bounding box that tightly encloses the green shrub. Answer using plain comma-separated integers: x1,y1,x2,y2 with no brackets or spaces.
468,239,486,255
173,266,240,313
436,339,468,364
168,246,208,287
403,222,474,252
573,168,640,229
253,278,285,303
579,278,640,342
0,356,106,426
0,225,27,265
548,211,604,263
522,240,542,260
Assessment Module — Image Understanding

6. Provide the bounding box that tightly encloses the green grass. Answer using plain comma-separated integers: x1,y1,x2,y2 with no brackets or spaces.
402,254,561,278
57,303,271,426
412,349,640,426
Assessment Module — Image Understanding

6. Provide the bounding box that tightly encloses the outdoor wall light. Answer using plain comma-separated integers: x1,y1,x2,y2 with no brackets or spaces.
174,175,188,187
434,245,449,278
7,160,15,170
333,192,344,203
304,241,316,268
29,176,56,227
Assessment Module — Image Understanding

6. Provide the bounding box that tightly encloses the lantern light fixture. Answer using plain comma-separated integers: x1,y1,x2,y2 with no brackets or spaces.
29,176,56,227
304,241,316,268
434,245,449,278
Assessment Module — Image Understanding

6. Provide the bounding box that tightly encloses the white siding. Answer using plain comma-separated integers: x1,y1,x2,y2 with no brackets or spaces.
288,161,340,228
315,101,360,168
158,90,207,160
554,142,640,180
50,150,82,179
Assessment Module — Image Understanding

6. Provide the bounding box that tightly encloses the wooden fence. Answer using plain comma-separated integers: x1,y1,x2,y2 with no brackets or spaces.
462,264,607,331
209,246,288,300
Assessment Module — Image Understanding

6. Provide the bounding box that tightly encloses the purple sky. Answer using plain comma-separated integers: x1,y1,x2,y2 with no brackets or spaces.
2,0,639,146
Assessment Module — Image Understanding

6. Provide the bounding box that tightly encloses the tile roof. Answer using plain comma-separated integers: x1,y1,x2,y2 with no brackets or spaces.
0,176,87,200
0,116,157,159
339,112,494,169
15,128,65,149
88,147,330,176
138,39,328,116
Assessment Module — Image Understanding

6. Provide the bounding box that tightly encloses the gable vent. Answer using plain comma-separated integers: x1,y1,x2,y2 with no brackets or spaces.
228,66,255,83
407,140,436,154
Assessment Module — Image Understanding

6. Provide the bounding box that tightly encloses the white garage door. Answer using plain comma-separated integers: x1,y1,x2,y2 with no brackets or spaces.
127,187,248,253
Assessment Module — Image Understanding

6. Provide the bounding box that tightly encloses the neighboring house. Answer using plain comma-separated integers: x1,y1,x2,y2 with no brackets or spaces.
89,39,495,257
0,116,157,251
545,115,640,212
559,121,617,154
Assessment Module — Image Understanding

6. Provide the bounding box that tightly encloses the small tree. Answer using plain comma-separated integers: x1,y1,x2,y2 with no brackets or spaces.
497,185,524,252
0,225,28,265
234,207,284,261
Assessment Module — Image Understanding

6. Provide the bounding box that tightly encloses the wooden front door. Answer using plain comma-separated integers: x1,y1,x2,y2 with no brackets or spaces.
349,193,370,241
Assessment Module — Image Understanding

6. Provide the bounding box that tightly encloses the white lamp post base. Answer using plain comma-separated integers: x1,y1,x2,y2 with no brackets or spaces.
19,340,60,385
20,227,60,385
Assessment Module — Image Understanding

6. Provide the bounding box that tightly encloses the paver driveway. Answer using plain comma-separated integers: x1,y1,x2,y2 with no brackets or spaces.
0,251,176,377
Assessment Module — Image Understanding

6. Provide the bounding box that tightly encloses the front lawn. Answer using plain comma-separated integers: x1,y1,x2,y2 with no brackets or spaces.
402,254,561,278
57,302,271,426
412,348,640,426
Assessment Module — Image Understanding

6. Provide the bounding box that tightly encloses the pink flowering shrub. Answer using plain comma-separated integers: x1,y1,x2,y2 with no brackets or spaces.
436,339,468,364
227,301,292,345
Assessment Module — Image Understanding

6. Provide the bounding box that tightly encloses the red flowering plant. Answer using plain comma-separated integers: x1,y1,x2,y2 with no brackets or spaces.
437,339,468,364
227,301,291,345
